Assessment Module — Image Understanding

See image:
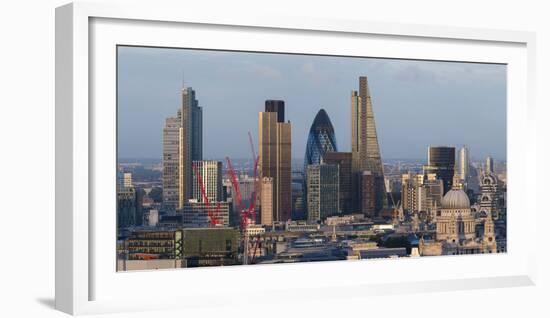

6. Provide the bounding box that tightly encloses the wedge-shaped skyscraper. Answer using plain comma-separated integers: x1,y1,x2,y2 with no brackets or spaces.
351,76,387,213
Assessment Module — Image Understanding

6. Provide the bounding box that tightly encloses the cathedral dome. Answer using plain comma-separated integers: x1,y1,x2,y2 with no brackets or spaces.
441,189,470,209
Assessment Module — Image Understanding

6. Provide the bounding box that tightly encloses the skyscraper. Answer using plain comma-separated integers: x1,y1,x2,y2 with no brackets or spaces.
458,146,469,183
192,160,223,203
351,76,387,212
304,109,338,168
191,102,203,161
178,87,200,209
423,146,455,194
162,110,182,209
486,156,494,173
259,100,292,222
306,163,339,222
323,152,352,214
162,85,203,210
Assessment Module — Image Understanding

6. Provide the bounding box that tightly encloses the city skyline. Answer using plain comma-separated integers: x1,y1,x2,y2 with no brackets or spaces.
116,47,507,271
117,46,507,161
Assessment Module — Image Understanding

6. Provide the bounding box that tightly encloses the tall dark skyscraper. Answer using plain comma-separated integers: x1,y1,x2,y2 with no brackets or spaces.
178,86,203,209
259,100,292,222
423,146,455,194
351,76,387,213
191,101,203,161
265,100,285,123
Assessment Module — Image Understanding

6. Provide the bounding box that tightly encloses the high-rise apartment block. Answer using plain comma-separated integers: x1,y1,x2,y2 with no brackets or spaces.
351,76,387,213
259,100,291,222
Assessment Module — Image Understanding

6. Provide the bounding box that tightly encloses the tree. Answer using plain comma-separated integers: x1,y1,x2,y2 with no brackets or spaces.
382,236,412,254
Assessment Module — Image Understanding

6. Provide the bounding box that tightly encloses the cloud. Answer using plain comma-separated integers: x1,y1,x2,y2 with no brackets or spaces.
301,61,315,74
247,63,282,79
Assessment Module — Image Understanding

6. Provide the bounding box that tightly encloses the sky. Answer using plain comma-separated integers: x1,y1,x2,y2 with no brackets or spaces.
117,46,506,162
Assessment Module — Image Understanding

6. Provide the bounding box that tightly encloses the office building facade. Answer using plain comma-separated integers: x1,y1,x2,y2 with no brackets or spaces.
260,177,274,225
323,152,353,214
192,160,223,203
181,201,230,227
306,163,339,222
360,171,375,218
259,100,292,222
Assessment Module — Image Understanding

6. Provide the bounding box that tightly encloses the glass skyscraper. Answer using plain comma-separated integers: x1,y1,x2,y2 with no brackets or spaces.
304,109,338,169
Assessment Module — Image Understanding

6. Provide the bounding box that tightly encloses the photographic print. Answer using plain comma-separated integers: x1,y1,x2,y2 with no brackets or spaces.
116,46,507,271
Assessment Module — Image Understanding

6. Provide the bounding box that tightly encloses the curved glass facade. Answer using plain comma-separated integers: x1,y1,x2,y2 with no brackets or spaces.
304,109,338,170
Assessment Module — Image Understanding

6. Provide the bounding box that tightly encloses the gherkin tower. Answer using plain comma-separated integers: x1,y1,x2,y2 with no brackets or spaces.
304,109,338,169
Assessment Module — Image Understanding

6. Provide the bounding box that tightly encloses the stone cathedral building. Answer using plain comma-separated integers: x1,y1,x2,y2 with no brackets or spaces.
420,177,497,256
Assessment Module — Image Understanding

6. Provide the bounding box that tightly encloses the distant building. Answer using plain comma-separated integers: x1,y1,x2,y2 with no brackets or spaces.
192,160,223,203
423,146,455,194
291,172,305,220
485,156,494,174
259,100,292,222
401,173,424,213
458,146,469,185
117,187,143,228
118,187,137,228
123,172,133,188
479,171,501,220
401,173,443,216
306,163,339,222
323,152,353,214
181,201,230,227
147,209,159,227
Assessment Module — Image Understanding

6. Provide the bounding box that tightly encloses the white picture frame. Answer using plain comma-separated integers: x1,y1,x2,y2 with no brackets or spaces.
55,1,537,315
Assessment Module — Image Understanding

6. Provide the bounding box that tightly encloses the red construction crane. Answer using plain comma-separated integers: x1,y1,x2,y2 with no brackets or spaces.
225,133,264,264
